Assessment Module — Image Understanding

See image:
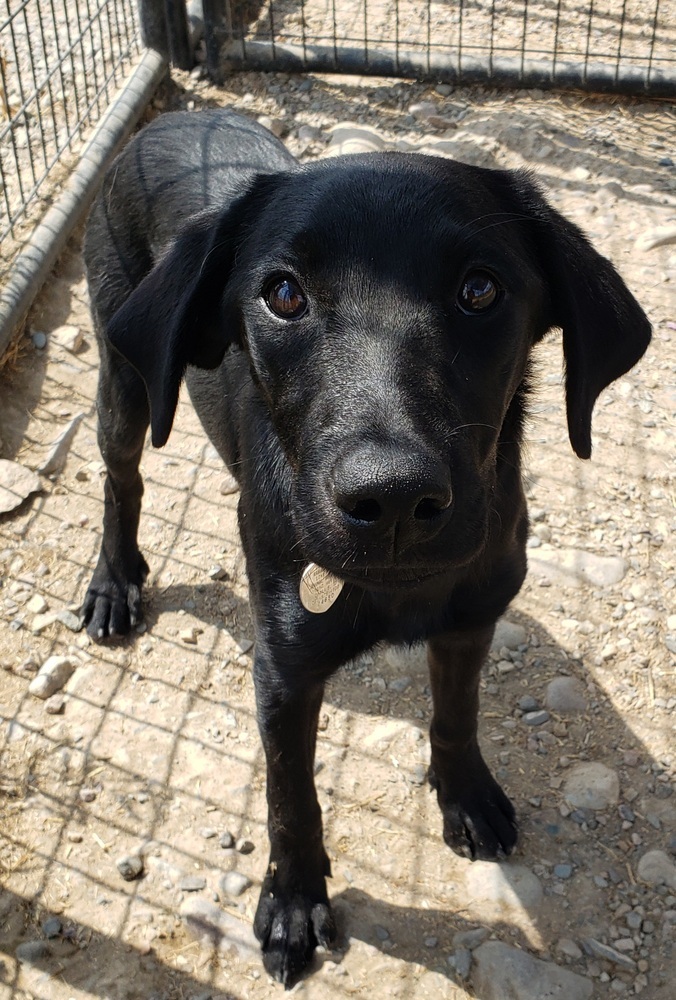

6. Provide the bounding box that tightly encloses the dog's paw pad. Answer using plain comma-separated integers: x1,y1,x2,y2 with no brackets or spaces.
437,775,518,861
255,892,336,987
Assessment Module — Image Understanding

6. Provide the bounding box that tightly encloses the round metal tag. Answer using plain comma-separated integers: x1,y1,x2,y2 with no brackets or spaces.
299,563,344,613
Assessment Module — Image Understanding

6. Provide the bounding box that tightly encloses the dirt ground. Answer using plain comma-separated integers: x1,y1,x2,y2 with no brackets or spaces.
0,69,674,1000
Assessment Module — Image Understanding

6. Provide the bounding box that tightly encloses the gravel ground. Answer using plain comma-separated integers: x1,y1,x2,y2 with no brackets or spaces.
0,69,674,1000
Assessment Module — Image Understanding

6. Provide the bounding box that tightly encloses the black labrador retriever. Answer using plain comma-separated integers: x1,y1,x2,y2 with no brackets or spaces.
80,108,650,986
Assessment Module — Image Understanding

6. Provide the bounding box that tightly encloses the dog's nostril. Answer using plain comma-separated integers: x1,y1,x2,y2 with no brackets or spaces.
349,498,382,523
414,494,452,521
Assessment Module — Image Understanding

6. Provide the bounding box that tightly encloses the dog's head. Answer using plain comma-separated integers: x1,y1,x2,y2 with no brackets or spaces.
106,153,650,584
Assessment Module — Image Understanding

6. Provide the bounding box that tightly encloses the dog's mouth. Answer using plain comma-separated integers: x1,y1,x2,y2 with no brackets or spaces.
329,564,449,591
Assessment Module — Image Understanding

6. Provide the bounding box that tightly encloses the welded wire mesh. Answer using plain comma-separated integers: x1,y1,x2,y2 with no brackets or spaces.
217,1,675,94
0,0,143,271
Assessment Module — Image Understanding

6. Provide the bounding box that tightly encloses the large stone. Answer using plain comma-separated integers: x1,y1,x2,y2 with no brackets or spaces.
545,677,588,715
529,546,627,589
180,897,258,958
325,123,389,157
462,863,543,922
491,619,528,651
0,460,41,513
636,849,676,889
563,762,620,811
473,941,593,999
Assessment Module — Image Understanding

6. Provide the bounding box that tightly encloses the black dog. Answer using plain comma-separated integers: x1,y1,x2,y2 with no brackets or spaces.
81,108,650,986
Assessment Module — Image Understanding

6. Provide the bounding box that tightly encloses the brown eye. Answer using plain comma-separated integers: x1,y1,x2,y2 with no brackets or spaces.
264,276,307,319
457,270,499,314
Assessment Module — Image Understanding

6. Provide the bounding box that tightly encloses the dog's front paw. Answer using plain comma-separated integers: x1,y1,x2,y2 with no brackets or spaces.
254,876,336,988
430,760,518,861
79,552,149,640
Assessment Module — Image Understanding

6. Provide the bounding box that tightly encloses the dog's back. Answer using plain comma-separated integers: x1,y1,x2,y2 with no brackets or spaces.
84,110,295,328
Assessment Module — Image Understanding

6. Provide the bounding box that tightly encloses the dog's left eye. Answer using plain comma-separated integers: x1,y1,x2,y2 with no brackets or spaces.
457,270,500,314
264,276,308,320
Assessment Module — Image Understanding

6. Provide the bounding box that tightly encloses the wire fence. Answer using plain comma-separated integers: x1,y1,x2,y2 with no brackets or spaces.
0,0,143,273
215,0,675,95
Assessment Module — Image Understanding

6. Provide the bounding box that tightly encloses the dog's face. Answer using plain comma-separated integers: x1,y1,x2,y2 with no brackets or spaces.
225,157,549,582
107,151,650,585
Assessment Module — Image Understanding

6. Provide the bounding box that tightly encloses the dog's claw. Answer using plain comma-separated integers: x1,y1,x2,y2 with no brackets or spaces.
255,887,336,988
80,555,148,641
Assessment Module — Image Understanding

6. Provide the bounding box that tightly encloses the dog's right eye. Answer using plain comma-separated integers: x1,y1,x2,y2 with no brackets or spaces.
264,276,308,320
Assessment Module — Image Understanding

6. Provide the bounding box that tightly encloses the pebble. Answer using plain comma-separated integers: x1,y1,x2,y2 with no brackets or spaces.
424,935,438,948
236,838,255,855
375,925,390,941
51,324,84,352
557,937,583,959
199,827,217,839
219,871,252,897
219,473,239,495
180,898,257,958
44,693,65,714
463,863,543,918
545,676,588,714
79,786,98,802
491,620,528,651
208,564,228,580
518,695,539,712
583,938,637,970
180,627,199,645
16,940,51,963
563,762,620,810
636,850,676,889
38,413,84,476
31,329,47,348
554,863,573,879
0,459,42,514
66,831,83,843
116,855,144,881
41,917,62,938
179,875,207,892
473,941,593,999
449,946,472,979
26,594,47,614
219,831,235,849
28,655,77,699
257,114,285,138
452,927,489,950
524,710,550,726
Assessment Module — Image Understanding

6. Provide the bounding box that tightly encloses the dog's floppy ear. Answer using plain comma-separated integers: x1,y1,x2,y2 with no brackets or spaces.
505,173,651,459
105,178,274,448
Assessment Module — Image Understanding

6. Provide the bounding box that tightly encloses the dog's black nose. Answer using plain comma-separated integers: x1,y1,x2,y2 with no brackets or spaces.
332,445,453,539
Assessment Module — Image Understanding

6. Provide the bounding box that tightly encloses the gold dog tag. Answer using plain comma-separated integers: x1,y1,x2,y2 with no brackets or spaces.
300,563,344,613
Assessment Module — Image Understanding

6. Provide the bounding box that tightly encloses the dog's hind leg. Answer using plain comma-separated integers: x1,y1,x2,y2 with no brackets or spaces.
427,626,518,861
80,339,150,639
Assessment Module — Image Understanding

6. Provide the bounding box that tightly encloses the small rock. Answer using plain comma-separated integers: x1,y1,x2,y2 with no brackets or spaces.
199,827,217,839
326,123,388,156
180,898,257,958
374,925,390,941
554,864,573,879
179,875,207,892
180,627,199,645
41,917,62,938
220,871,252,897
524,710,550,726
44,694,65,715
28,655,77,699
389,676,411,693
31,330,47,349
257,115,285,138
636,850,676,889
58,609,82,631
66,831,83,843
38,413,85,476
450,946,472,979
424,935,438,948
79,786,98,802
583,938,637,970
236,838,255,855
51,324,84,352
452,927,489,950
16,940,51,963
545,677,588,714
473,941,593,999
30,612,60,633
26,594,47,614
117,855,144,881
297,124,321,143
563,762,620,811
219,473,239,495
518,695,539,712
219,831,235,849
557,937,583,959
492,619,528,650
208,565,228,581
0,460,42,514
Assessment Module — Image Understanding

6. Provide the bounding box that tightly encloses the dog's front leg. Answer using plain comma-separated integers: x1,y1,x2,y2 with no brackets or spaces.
427,627,518,861
252,650,335,988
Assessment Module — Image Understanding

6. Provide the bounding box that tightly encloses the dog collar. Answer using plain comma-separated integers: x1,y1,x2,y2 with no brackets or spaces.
299,563,344,613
